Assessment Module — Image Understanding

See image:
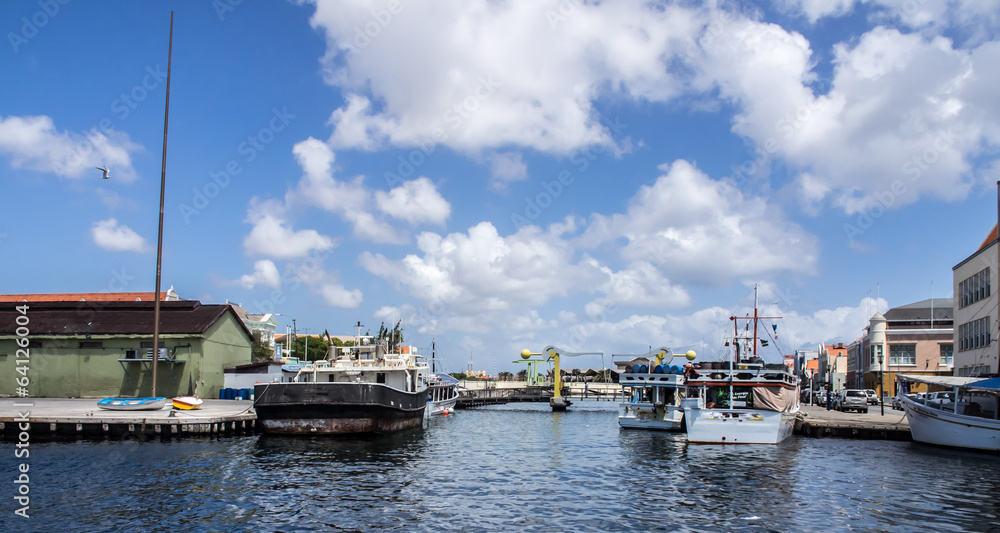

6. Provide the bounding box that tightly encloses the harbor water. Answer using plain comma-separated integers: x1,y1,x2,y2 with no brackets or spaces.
3,401,1000,532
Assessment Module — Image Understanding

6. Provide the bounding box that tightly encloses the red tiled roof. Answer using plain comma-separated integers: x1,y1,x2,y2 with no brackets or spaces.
978,224,998,252
0,292,168,302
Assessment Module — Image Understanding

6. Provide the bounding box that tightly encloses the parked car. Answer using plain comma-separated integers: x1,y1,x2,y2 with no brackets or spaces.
813,390,828,406
865,389,879,405
925,391,955,407
892,392,925,410
892,393,912,410
836,389,869,413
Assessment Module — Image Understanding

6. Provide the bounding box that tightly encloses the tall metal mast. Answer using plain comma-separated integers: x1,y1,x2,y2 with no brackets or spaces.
151,11,174,397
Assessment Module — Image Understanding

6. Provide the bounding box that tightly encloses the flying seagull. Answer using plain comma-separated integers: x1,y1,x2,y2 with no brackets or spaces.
96,166,111,179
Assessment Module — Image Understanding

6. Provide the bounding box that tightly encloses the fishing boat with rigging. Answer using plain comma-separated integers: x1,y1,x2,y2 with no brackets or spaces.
683,285,800,444
253,324,429,435
616,348,697,431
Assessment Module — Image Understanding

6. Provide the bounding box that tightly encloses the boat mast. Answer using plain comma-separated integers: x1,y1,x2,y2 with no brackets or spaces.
151,11,174,398
432,339,436,373
753,284,759,360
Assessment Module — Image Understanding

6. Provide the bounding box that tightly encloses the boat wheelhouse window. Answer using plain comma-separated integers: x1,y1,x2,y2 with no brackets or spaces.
376,372,386,384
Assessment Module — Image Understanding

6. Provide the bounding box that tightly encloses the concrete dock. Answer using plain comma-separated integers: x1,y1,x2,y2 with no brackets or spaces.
796,404,911,440
0,398,257,441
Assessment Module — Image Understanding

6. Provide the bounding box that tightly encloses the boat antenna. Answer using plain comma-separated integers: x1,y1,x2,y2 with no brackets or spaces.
354,321,364,361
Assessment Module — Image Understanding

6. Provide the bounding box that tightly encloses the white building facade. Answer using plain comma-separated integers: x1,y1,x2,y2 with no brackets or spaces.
952,226,998,377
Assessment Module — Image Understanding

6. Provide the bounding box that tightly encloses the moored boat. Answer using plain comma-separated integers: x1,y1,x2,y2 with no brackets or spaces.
426,372,459,416
616,348,696,431
97,397,168,411
172,396,203,410
253,335,429,435
897,374,1000,453
683,285,800,444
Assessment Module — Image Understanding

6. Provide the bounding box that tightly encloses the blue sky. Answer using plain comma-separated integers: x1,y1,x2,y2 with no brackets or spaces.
3,0,999,374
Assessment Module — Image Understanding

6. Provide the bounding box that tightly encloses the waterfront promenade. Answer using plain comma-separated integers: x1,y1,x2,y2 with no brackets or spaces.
797,403,911,439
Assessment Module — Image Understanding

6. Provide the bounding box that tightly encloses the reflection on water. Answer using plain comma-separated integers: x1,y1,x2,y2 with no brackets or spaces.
3,401,1000,532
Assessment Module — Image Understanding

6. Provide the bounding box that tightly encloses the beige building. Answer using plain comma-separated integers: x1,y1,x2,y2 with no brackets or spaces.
952,225,998,377
818,343,849,391
854,299,953,397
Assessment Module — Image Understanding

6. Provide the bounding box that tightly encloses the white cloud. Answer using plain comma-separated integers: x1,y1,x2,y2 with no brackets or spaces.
243,209,335,258
375,176,450,225
360,221,597,320
486,151,528,189
306,0,705,155
320,283,363,308
91,218,147,252
585,259,692,309
0,115,142,182
778,0,857,23
289,137,413,244
240,260,282,289
688,14,998,215
581,160,818,284
779,0,1000,41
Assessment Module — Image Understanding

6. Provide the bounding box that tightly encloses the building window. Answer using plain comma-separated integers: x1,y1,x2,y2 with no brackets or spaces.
79,341,104,349
960,267,991,308
940,344,953,366
959,316,992,351
140,341,167,358
959,364,991,377
889,344,916,366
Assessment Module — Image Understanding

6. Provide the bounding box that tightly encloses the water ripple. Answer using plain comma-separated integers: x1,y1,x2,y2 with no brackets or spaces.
4,401,1000,532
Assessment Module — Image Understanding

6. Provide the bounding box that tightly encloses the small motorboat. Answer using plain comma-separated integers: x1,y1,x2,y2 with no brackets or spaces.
172,396,203,410
97,397,168,411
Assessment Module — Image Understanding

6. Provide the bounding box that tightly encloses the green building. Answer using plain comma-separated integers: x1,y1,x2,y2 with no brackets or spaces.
0,300,252,398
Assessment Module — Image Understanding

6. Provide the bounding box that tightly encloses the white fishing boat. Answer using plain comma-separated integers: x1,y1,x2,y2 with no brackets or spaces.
423,340,458,416
616,348,696,431
254,328,429,435
426,372,459,416
897,374,1000,453
683,285,800,444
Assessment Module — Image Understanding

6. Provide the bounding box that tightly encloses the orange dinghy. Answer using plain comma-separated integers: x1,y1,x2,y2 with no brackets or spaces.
172,396,203,410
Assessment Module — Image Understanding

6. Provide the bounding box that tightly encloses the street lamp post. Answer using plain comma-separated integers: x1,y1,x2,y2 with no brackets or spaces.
877,351,885,416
